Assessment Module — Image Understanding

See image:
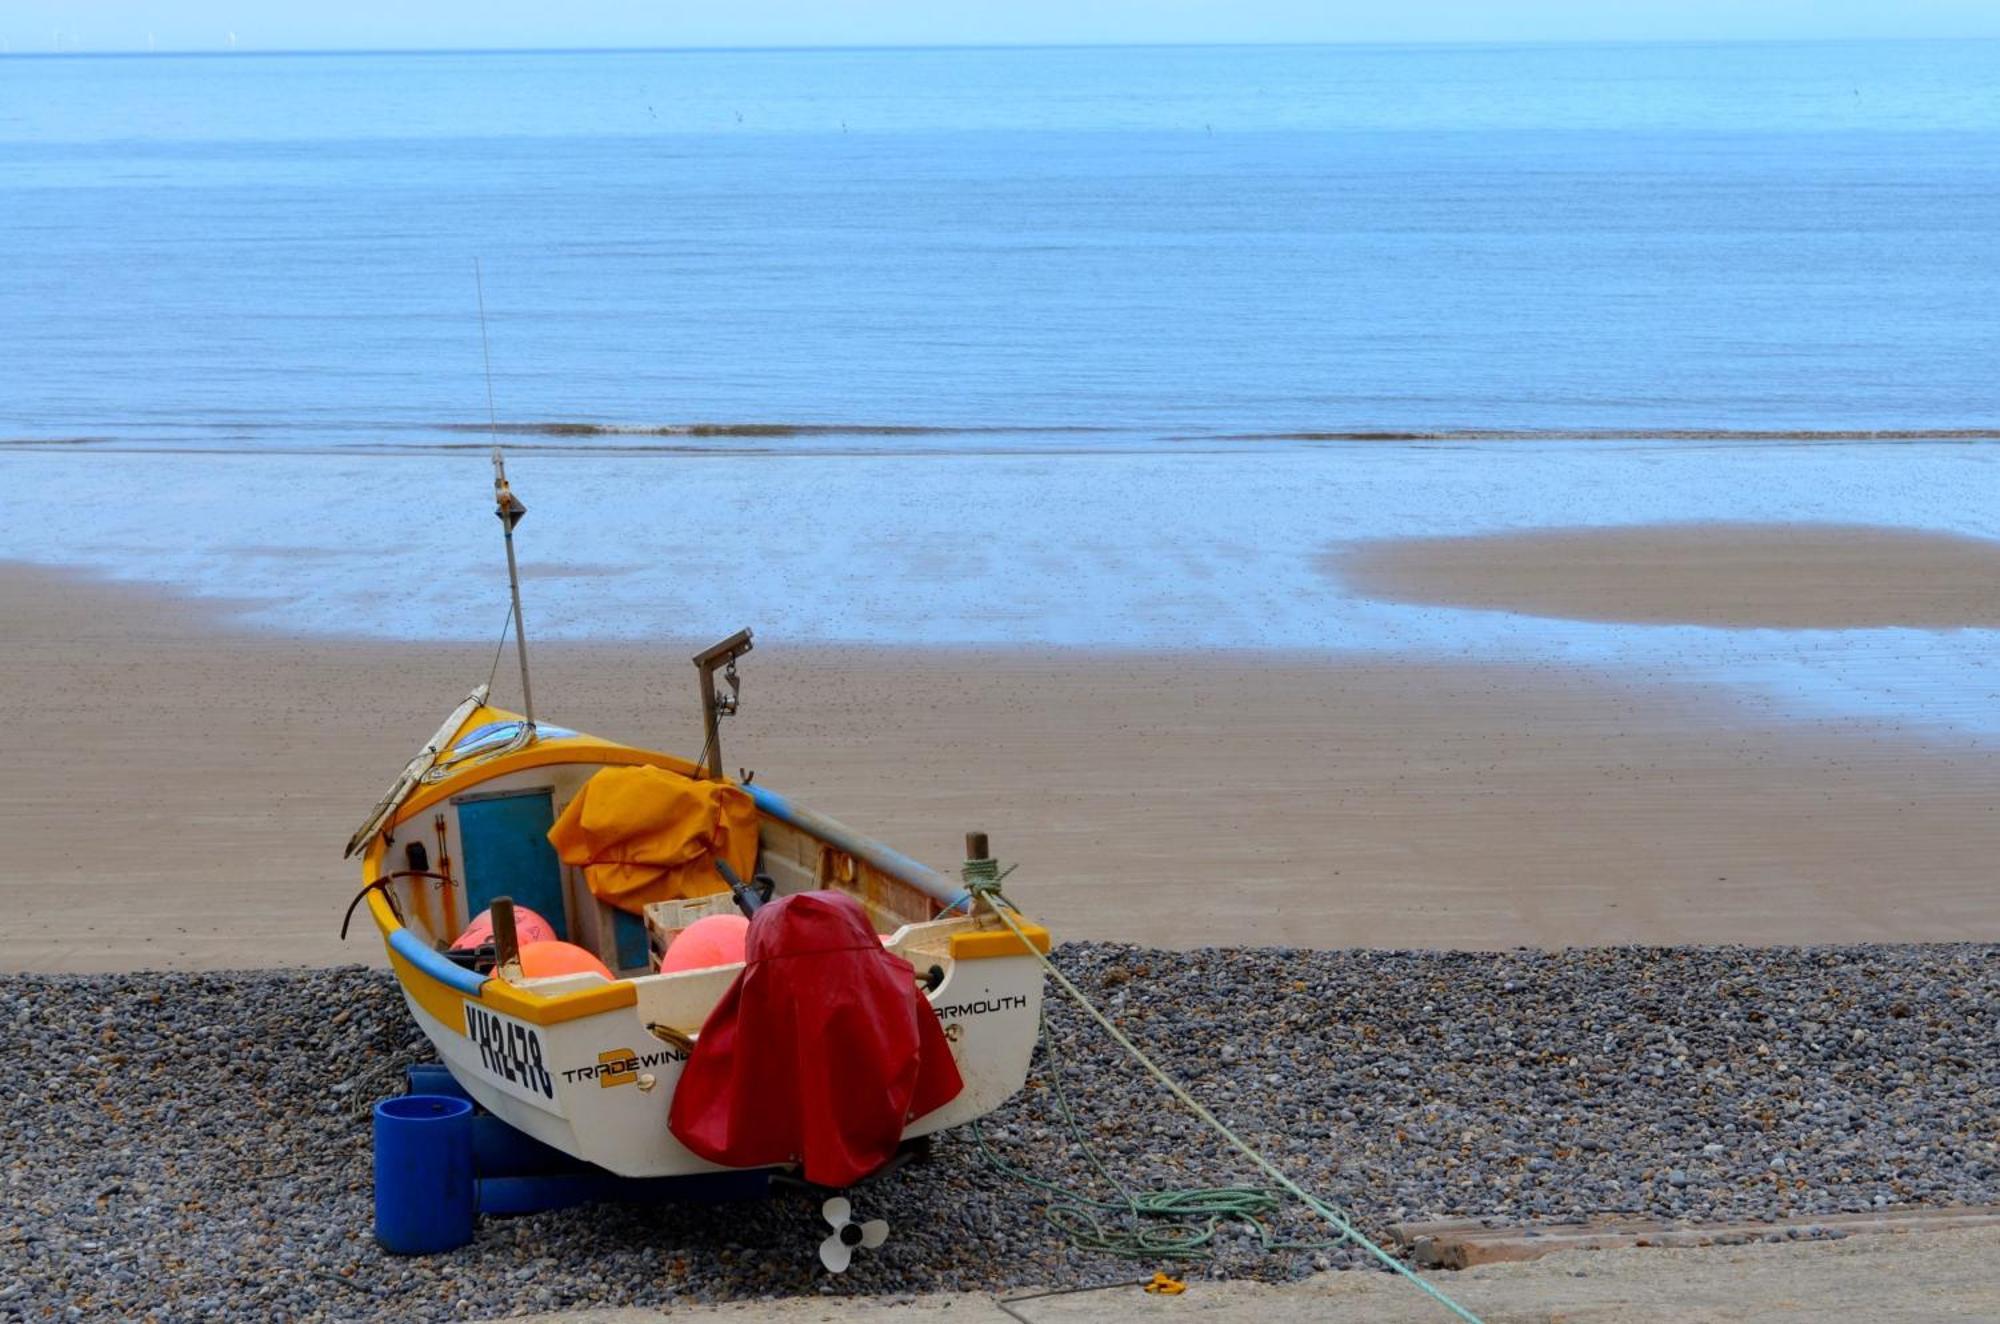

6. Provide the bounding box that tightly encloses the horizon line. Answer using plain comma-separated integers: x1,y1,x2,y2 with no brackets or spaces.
5,33,1998,59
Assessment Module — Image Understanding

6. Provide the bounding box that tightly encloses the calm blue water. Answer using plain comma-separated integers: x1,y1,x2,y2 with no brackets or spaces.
2,43,1998,738
2,41,1998,450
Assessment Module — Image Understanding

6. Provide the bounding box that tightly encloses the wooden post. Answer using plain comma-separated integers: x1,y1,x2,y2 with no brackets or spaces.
965,831,990,862
492,895,523,981
697,663,719,780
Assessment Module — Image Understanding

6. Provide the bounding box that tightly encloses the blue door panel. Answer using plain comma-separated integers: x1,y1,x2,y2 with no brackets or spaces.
611,910,650,972
457,791,567,942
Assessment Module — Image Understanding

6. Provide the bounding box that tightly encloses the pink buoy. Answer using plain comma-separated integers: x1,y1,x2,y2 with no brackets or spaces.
518,940,615,981
452,904,557,951
660,913,750,974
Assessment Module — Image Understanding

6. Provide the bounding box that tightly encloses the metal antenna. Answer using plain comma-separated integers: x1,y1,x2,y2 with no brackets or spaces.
476,259,536,731
474,258,500,441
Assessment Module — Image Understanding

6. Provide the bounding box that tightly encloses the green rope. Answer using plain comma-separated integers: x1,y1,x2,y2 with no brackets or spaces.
971,1013,1342,1259
962,865,1486,1324
959,855,1017,901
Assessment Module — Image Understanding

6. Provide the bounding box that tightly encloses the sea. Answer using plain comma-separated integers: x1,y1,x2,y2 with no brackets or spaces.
1,42,1996,728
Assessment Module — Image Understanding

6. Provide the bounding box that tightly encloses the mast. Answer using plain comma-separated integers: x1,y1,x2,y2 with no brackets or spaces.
492,449,535,729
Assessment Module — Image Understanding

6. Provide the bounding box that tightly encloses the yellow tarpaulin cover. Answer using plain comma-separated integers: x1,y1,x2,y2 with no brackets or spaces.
546,765,756,914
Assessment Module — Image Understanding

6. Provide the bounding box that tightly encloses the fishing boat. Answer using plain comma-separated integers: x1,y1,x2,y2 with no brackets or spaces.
345,456,1047,1187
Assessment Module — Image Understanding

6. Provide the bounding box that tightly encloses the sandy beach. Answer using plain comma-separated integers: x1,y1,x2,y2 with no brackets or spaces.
4,545,1995,971
1330,522,2000,629
507,1225,2000,1322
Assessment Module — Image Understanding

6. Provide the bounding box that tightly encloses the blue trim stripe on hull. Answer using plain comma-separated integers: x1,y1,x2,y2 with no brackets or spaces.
390,926,491,996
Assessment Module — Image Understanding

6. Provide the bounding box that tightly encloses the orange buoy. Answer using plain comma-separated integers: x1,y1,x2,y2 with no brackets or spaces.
453,904,557,951
518,940,615,980
660,913,750,974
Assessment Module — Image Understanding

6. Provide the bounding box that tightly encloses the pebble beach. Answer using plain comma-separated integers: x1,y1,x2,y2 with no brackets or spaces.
7,942,1996,1322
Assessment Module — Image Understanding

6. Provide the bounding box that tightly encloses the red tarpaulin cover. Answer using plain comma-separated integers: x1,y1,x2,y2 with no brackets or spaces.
668,891,965,1186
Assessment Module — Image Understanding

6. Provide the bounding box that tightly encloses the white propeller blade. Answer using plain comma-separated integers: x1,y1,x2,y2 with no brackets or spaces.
819,1232,854,1274
859,1219,889,1249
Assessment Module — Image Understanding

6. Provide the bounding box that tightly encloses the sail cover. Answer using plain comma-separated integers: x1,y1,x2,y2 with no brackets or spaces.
546,764,755,912
668,891,964,1186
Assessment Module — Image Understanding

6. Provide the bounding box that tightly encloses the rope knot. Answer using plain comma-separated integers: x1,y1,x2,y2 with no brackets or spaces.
960,855,1018,906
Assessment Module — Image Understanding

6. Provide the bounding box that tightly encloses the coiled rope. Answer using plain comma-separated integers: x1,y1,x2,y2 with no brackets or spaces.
972,1014,1341,1259
961,863,1485,1324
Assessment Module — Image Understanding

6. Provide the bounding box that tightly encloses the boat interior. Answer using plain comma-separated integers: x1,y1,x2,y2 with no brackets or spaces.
375,723,998,1037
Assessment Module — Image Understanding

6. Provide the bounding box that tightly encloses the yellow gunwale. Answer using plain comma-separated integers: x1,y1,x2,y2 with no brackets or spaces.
950,922,1053,960
384,940,471,1034
393,740,702,826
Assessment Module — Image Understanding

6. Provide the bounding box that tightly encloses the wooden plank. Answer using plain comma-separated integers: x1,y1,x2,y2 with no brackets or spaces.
1390,1205,2000,1269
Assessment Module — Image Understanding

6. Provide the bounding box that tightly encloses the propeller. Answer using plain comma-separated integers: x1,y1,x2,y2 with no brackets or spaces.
818,1196,889,1273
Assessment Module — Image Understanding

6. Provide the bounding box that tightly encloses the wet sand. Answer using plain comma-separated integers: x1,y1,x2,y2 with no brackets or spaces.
1330,522,2000,628
2,560,1996,971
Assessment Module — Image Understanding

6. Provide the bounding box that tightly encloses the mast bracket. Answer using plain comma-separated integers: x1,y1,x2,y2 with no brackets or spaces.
693,629,755,780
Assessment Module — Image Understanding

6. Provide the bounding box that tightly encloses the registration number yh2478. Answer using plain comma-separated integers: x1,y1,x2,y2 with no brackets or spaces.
464,1003,554,1100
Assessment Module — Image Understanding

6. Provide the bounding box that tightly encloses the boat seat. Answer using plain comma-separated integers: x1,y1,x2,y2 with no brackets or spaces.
564,864,654,975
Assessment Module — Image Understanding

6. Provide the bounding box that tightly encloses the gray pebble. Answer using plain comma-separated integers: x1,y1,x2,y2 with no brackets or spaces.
5,943,1997,1320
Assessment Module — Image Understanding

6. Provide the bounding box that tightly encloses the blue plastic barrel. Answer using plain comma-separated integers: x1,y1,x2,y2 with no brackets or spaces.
373,1094,476,1254
404,1063,470,1101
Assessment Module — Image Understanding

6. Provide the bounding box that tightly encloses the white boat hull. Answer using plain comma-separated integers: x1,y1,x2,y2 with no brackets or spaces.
389,922,1044,1179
